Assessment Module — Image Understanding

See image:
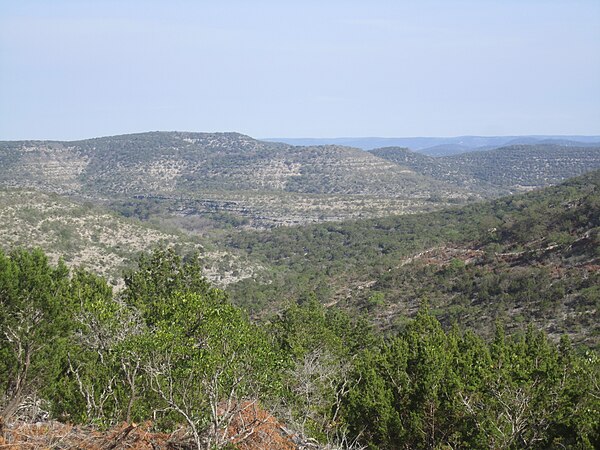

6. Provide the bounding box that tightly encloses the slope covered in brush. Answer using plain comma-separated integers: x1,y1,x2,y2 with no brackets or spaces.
224,170,600,346
0,248,597,449
0,132,472,228
371,143,600,191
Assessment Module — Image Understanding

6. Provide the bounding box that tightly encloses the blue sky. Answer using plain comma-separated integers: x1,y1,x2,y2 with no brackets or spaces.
1,0,599,140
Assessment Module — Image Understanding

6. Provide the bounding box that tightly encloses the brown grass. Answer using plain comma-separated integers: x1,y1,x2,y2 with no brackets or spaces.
0,404,300,449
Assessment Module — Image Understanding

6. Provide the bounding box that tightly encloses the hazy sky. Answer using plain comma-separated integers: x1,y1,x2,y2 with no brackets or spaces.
1,0,599,140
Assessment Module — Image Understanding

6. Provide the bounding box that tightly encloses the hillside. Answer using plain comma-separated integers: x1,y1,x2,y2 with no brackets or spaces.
0,145,598,448
223,170,600,347
2,247,597,449
371,143,600,191
0,189,259,287
369,146,507,193
0,132,471,229
3,133,599,233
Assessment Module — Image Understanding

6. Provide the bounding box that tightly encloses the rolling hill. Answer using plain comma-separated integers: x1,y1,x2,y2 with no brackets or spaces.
0,132,473,229
265,135,600,154
0,132,453,197
371,143,600,191
2,132,599,233
223,170,600,347
0,188,260,287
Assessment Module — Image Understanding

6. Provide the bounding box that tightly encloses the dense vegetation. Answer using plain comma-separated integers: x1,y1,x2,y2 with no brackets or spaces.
224,170,600,347
0,247,598,449
1,134,599,448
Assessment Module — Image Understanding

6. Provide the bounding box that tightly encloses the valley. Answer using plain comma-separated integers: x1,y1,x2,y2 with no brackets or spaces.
1,132,599,449
1,132,598,346
223,169,599,347
3,2,599,447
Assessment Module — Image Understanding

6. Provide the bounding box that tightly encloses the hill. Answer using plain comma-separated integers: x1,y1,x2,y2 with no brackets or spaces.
2,246,597,449
3,132,600,233
265,135,600,154
0,189,259,287
223,170,600,347
1,136,598,448
371,143,600,191
0,132,473,230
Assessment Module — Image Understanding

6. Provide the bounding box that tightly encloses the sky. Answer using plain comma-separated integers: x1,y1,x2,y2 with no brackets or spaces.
1,0,599,140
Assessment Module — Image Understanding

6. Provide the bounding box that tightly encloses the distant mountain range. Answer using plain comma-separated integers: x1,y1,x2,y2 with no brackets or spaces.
264,135,600,155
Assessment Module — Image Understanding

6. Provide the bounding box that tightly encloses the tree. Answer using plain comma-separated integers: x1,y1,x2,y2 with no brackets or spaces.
0,249,72,420
122,247,211,326
142,291,282,449
271,297,377,445
54,269,146,425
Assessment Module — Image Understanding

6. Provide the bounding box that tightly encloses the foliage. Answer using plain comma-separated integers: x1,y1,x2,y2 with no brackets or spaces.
225,170,600,346
269,297,378,441
1,247,598,449
0,248,73,419
372,144,600,190
343,311,600,449
122,247,212,325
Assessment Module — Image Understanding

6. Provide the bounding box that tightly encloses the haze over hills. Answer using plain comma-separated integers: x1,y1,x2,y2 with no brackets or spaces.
265,135,600,155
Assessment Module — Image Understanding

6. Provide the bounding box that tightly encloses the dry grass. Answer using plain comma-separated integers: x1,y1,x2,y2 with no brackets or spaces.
0,403,302,449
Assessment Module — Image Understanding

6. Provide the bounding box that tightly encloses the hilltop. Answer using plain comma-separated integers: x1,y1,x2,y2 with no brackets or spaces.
266,135,600,154
2,132,599,234
0,131,464,198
